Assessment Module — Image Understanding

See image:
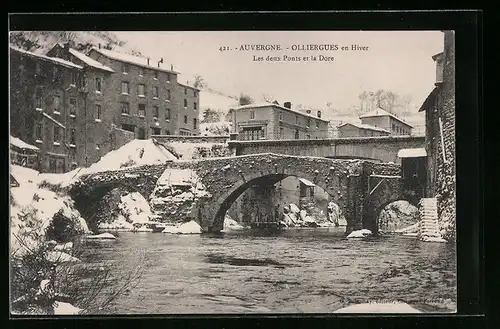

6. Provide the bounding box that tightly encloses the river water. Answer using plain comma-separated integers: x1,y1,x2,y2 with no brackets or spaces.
79,228,456,314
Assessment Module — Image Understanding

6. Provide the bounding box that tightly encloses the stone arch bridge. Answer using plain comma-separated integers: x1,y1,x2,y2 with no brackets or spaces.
69,153,420,233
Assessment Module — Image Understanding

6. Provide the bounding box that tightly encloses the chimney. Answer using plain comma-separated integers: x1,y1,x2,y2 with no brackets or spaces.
317,110,322,118
147,58,150,66
98,43,101,49
64,42,70,50
306,109,311,114
171,64,173,71
284,101,292,109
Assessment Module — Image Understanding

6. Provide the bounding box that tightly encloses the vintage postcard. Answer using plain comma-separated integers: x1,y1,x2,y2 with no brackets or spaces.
9,30,456,315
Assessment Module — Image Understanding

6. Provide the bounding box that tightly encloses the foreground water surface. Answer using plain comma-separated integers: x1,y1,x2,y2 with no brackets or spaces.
79,228,456,314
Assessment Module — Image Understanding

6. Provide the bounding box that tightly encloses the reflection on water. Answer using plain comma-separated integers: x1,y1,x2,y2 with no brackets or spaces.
78,227,456,314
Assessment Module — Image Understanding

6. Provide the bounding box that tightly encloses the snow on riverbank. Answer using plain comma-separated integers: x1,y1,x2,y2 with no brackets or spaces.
162,220,202,234
10,165,91,256
98,192,154,231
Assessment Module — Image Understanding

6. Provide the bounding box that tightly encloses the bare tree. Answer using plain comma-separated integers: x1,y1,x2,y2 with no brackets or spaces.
262,93,274,103
238,93,253,106
193,75,206,89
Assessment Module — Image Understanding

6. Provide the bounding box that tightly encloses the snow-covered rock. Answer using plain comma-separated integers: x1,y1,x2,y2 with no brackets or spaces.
45,251,81,263
421,236,447,243
53,242,73,251
334,302,421,313
289,203,300,214
346,229,372,238
299,210,307,221
222,215,245,232
85,233,116,239
162,220,202,234
53,301,82,315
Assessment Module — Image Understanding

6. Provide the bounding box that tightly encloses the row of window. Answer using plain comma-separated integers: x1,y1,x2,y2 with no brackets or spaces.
391,123,410,135
248,110,320,128
35,124,76,145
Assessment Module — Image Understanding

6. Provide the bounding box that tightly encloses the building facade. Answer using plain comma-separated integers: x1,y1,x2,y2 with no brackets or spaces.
86,46,200,138
337,122,391,138
10,46,87,173
230,102,330,140
419,31,455,240
359,107,413,136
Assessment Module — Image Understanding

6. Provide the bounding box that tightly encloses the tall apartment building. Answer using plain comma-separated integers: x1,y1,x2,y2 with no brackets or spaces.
86,46,200,138
230,102,330,140
10,42,200,173
10,45,97,173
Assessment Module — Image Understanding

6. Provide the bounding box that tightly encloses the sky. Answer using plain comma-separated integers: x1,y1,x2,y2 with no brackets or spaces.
115,31,443,111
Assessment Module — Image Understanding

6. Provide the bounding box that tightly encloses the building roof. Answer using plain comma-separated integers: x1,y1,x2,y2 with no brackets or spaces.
10,45,83,70
10,136,39,151
398,148,427,158
178,82,201,91
42,112,66,129
68,48,115,73
359,107,413,128
432,52,444,61
419,87,440,112
298,178,315,187
337,122,391,134
89,47,180,74
231,103,330,123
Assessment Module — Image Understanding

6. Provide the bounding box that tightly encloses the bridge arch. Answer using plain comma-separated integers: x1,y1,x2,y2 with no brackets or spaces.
202,164,352,232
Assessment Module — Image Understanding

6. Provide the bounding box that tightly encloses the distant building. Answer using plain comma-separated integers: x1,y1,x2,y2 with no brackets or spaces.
359,107,413,136
10,136,40,170
337,122,391,138
229,102,330,140
86,45,200,137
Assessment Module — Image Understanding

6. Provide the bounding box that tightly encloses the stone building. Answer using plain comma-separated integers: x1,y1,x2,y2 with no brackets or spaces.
229,102,330,140
86,46,200,138
418,31,455,240
10,45,87,172
359,107,413,135
337,122,391,138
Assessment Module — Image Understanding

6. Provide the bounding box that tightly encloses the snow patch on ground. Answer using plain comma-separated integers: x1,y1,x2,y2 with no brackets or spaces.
346,229,373,238
162,220,202,234
334,302,421,313
222,215,246,232
53,301,83,315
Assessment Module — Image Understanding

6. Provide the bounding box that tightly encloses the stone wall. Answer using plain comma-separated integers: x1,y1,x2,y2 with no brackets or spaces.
109,124,135,151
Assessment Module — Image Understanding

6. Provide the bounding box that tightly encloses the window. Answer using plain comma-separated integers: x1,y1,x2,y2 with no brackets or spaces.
167,89,171,100
184,87,187,95
184,115,188,124
71,71,77,85
121,102,130,115
279,127,284,138
154,71,158,79
49,158,56,172
165,108,171,120
53,126,60,143
69,98,77,116
194,102,197,110
184,99,187,107
138,104,146,117
153,106,159,119
121,81,129,94
152,127,161,135
95,104,102,120
193,118,197,130
306,134,311,139
295,129,299,139
53,95,61,113
250,111,255,119
307,119,311,128
35,124,42,140
35,87,43,109
279,111,283,121
138,84,145,96
79,73,87,88
95,77,102,92
139,67,144,76
122,63,129,74
166,73,170,82
70,128,76,145
153,86,159,98
295,115,299,125
316,120,319,129
392,123,396,131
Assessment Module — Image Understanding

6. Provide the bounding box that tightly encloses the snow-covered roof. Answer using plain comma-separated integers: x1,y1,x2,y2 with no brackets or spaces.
419,87,439,112
359,107,413,128
10,136,39,151
10,45,83,70
337,122,391,134
178,82,200,91
398,148,427,158
42,113,66,129
298,178,315,187
232,103,329,123
90,47,179,74
68,48,115,73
